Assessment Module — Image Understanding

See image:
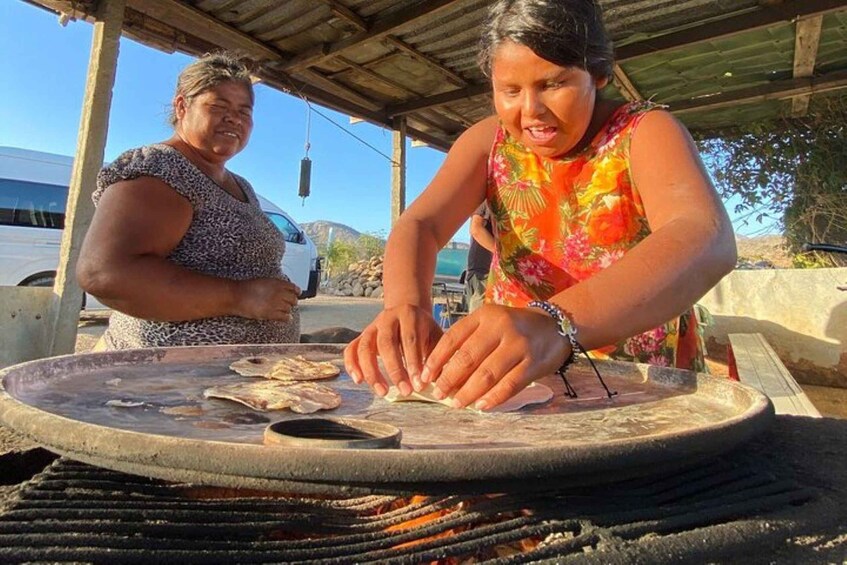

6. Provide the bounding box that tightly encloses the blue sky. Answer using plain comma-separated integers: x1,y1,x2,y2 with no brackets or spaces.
0,1,453,240
2,1,777,240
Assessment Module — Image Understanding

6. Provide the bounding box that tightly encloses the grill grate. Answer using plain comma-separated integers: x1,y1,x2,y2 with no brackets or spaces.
0,455,814,564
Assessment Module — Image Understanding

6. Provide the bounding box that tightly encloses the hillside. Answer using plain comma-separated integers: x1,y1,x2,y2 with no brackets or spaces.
301,221,362,249
735,234,792,268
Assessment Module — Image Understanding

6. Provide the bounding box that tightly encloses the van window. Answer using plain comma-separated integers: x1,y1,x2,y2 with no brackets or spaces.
0,178,67,229
265,212,302,244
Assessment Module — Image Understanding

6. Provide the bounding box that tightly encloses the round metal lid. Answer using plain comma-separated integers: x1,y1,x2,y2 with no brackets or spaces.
0,344,773,494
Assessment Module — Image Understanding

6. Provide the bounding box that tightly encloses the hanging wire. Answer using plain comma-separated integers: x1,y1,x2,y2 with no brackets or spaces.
299,100,312,206
303,101,312,159
281,76,400,165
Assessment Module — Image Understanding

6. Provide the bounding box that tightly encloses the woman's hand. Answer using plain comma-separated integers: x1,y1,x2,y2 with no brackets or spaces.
421,304,570,411
234,278,300,321
344,304,443,397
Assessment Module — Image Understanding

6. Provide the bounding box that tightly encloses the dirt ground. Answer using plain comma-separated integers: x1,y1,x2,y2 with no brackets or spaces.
75,294,847,419
75,294,385,352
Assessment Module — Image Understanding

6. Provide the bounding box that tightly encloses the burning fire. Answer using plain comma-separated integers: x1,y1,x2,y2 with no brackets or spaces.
180,487,541,561
380,494,541,561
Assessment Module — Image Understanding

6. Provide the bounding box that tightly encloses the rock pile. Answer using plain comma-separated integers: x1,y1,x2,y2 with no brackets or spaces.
322,256,384,299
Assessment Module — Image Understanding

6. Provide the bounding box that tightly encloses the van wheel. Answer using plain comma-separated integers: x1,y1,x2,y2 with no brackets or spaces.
23,275,55,287
22,275,87,309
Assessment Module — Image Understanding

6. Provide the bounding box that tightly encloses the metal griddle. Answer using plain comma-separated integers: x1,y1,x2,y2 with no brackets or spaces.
0,344,773,494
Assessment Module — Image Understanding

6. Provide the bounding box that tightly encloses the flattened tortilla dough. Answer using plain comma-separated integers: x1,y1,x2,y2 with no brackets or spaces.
105,399,145,408
203,381,341,413
384,382,553,412
229,355,341,381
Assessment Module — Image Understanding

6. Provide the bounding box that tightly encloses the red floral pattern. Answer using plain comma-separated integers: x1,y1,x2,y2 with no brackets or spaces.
485,101,704,371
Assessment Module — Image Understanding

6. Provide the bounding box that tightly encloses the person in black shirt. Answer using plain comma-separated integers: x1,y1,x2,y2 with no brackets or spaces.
465,203,495,312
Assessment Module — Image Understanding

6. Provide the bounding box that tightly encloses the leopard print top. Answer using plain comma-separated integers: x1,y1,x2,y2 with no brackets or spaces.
93,144,300,349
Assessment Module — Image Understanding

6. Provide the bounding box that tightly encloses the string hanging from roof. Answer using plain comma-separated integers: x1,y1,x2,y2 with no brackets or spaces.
282,76,399,166
298,101,311,205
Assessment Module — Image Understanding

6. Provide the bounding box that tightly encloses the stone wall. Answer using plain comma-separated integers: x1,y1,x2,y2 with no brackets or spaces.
699,267,846,387
322,256,384,299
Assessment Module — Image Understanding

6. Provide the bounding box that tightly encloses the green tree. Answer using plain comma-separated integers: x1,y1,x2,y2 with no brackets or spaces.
356,232,386,261
696,94,847,266
323,239,358,278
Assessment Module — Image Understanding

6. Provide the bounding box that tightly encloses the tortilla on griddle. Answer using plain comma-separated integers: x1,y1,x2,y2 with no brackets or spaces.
203,381,341,413
384,382,553,413
229,355,341,381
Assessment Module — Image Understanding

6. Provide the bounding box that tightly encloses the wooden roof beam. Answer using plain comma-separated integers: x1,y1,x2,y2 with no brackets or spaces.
335,55,419,98
293,67,383,111
124,0,280,61
671,68,847,114
616,0,847,62
612,64,643,101
386,83,491,116
310,2,468,89
257,70,451,152
402,127,452,152
284,0,464,71
24,0,454,151
790,15,824,117
31,1,268,63
384,36,468,87
317,0,368,31
21,0,96,19
407,112,465,137
113,0,389,115
439,106,476,128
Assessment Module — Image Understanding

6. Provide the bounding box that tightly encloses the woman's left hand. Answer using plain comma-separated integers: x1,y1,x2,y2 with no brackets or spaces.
420,304,570,410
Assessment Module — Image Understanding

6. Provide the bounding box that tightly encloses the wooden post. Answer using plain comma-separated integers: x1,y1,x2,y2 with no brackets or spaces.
791,15,823,117
390,116,407,227
49,0,125,356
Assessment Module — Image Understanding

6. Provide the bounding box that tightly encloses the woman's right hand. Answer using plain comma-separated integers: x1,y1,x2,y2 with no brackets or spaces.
344,304,443,397
234,278,300,321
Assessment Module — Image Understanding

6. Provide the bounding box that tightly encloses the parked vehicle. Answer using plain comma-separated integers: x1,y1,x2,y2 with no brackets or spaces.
257,195,321,298
0,146,321,310
434,243,469,285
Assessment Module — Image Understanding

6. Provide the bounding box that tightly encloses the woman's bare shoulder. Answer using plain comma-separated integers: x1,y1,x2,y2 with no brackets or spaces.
101,175,192,213
632,107,692,143
448,115,499,158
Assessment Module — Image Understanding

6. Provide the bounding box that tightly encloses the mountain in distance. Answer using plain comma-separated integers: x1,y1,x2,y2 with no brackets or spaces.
302,220,470,250
734,233,792,268
301,221,362,249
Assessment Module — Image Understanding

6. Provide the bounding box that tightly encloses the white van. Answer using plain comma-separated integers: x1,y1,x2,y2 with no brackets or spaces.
0,146,321,309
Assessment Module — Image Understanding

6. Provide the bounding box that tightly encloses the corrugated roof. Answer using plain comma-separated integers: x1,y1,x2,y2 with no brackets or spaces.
24,0,847,149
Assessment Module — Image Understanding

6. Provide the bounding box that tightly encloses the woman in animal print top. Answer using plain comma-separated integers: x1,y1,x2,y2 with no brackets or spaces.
77,52,300,349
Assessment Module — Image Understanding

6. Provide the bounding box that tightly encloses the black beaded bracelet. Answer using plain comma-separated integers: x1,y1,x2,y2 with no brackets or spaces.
527,300,579,366
527,300,616,399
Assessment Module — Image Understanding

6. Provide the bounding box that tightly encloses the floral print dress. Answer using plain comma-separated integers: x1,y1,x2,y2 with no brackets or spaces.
485,101,704,371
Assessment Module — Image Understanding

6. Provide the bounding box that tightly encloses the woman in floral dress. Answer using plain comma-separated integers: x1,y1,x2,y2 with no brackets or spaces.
345,0,736,410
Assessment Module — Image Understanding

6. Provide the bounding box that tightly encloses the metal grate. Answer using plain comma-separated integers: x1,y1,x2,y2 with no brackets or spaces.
0,455,814,564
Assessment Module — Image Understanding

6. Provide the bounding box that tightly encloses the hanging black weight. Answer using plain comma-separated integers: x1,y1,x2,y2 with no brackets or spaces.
298,157,311,199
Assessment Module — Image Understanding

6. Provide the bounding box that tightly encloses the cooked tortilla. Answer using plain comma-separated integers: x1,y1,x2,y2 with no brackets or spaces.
384,382,553,413
203,381,341,413
229,355,341,381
